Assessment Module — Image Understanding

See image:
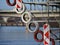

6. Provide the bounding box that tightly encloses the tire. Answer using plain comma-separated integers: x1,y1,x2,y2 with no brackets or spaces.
27,21,38,32
34,30,43,42
6,0,16,6
21,11,32,23
15,3,25,14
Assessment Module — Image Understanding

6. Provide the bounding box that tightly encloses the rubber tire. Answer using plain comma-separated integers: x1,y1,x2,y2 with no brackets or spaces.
15,3,25,14
27,21,39,32
21,11,32,23
34,30,43,42
6,0,16,6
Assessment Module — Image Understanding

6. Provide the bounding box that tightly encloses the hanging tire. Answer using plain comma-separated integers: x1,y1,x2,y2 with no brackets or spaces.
6,0,16,6
34,30,43,42
21,11,32,23
50,38,55,45
15,3,25,14
27,21,39,32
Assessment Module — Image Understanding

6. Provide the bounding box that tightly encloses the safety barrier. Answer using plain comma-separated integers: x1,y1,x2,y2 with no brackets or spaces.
34,29,55,45
43,23,50,45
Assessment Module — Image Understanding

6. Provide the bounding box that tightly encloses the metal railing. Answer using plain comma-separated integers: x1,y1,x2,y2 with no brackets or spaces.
0,0,60,27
